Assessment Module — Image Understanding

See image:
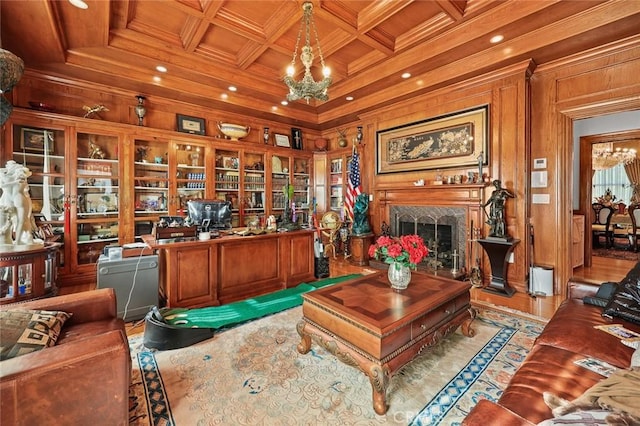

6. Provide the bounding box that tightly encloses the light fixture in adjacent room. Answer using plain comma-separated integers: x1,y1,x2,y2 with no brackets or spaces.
284,2,331,103
69,0,88,9
592,142,637,170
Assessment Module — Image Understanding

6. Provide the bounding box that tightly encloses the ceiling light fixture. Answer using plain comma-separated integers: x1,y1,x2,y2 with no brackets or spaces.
284,2,331,103
401,72,411,79
156,65,167,73
592,142,637,170
228,86,237,92
345,96,354,101
68,0,88,9
490,35,504,44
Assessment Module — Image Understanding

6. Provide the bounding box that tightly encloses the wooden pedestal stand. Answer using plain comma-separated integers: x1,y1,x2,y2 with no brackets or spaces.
477,238,520,297
349,233,374,266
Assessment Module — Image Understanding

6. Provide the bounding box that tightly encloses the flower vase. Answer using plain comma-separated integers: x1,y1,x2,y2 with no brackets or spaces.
388,261,411,290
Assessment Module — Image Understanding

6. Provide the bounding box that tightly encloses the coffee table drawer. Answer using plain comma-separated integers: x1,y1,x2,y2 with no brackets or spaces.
411,292,470,336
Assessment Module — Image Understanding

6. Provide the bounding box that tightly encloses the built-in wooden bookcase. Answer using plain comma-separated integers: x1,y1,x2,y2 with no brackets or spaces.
1,109,313,289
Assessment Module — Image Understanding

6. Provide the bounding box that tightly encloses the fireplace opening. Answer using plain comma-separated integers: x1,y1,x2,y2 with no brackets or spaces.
391,206,467,272
399,222,453,268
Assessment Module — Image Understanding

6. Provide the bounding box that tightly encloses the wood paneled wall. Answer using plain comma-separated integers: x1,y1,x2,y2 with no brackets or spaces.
531,35,640,300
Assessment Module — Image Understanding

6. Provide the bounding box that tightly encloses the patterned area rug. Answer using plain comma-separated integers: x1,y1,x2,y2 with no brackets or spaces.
592,246,640,261
129,307,544,425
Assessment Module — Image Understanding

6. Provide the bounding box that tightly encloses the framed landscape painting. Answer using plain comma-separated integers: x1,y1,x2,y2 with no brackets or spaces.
376,105,488,174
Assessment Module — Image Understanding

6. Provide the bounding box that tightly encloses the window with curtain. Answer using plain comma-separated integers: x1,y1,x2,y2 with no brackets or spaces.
592,163,632,204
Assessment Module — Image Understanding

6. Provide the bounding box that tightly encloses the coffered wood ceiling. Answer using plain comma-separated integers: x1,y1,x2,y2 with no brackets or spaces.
2,0,640,129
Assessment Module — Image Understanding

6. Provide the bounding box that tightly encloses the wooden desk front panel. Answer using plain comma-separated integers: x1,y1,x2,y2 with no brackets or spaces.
161,244,218,309
218,237,281,304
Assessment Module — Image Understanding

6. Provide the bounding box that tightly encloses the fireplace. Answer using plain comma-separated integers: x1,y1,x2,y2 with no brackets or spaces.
390,205,467,271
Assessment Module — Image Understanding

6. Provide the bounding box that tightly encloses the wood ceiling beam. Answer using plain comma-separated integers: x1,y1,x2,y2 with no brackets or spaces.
434,0,467,21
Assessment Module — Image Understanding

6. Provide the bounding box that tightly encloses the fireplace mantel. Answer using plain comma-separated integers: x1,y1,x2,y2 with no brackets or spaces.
376,183,487,208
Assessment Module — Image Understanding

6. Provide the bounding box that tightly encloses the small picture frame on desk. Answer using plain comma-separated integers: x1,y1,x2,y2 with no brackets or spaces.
177,114,206,135
291,128,303,150
275,134,291,148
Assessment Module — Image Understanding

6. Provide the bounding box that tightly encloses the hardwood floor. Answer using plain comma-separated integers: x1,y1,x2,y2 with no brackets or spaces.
572,256,635,285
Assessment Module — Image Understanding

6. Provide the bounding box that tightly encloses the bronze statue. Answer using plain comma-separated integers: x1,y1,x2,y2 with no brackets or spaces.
352,193,371,235
483,179,515,239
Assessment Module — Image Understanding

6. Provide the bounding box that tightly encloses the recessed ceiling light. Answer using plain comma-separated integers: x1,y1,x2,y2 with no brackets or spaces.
490,35,504,44
228,86,237,92
152,76,161,82
221,93,228,100
156,65,167,73
346,96,354,101
401,72,411,79
281,100,288,106
69,0,88,9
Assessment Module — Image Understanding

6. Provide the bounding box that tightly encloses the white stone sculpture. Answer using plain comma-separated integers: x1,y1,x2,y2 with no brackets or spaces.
0,161,39,246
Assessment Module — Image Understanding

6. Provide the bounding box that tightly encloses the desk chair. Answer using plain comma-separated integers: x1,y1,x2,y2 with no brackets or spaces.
320,211,342,259
591,203,614,248
628,204,640,252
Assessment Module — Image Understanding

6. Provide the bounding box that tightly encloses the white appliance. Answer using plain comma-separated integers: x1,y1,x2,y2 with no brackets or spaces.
97,254,159,322
529,265,553,296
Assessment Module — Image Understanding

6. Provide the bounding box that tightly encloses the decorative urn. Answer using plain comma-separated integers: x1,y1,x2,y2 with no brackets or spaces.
218,123,250,141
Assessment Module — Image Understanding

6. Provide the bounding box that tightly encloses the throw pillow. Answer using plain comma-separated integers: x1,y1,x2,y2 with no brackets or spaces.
602,280,640,325
536,409,611,425
0,309,72,361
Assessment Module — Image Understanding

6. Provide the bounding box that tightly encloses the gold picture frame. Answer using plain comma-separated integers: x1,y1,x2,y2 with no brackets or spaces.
376,105,488,174
20,128,55,153
274,134,291,148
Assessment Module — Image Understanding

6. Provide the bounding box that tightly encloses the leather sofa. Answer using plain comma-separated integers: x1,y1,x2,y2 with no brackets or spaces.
0,288,131,425
463,267,640,425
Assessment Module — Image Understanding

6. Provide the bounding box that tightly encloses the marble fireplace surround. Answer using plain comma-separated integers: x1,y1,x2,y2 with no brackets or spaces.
376,185,486,272
390,205,467,270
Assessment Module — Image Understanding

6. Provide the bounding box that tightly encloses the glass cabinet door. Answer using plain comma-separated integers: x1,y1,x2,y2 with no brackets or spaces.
214,149,240,227
242,151,265,226
75,131,120,266
293,157,310,224
134,138,170,240
10,124,66,267
271,154,290,217
175,142,206,216
329,157,343,213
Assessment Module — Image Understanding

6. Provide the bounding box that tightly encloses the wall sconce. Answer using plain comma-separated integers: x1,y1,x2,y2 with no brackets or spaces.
134,95,146,126
263,127,270,145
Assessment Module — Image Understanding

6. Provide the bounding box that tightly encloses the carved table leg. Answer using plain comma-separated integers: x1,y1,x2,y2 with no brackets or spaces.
460,307,477,337
367,364,390,415
296,320,312,354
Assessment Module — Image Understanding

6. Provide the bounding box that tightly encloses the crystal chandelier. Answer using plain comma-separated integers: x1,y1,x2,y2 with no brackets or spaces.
284,2,331,103
592,142,637,171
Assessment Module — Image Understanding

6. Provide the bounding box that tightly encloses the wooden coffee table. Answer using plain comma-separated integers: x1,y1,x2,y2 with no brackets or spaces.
296,271,476,415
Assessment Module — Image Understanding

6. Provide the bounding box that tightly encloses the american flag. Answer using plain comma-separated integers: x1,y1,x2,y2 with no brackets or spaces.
345,146,362,222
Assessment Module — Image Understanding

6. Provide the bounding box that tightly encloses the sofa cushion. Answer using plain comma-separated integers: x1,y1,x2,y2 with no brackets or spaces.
535,298,637,368
0,309,72,360
603,280,640,325
497,344,605,424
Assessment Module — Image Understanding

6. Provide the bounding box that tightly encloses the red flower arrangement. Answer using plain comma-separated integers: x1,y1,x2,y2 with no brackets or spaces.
368,234,429,270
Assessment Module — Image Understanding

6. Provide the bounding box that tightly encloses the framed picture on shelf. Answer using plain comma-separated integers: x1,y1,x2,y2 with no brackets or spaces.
376,105,488,174
20,128,54,153
176,114,206,135
291,128,303,150
275,134,291,148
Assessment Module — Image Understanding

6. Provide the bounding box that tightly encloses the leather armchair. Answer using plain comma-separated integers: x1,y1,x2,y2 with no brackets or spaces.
0,288,131,425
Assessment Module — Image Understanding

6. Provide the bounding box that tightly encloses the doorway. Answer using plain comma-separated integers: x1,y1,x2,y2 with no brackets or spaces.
579,129,640,266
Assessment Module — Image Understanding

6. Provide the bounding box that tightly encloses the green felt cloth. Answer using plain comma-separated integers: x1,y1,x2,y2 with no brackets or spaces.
162,274,361,329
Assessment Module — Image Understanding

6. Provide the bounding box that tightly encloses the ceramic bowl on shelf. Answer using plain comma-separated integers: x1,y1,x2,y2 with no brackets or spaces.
218,122,250,141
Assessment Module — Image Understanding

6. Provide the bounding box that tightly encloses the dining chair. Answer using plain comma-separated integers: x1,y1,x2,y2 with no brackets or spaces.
628,204,640,252
591,203,614,248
